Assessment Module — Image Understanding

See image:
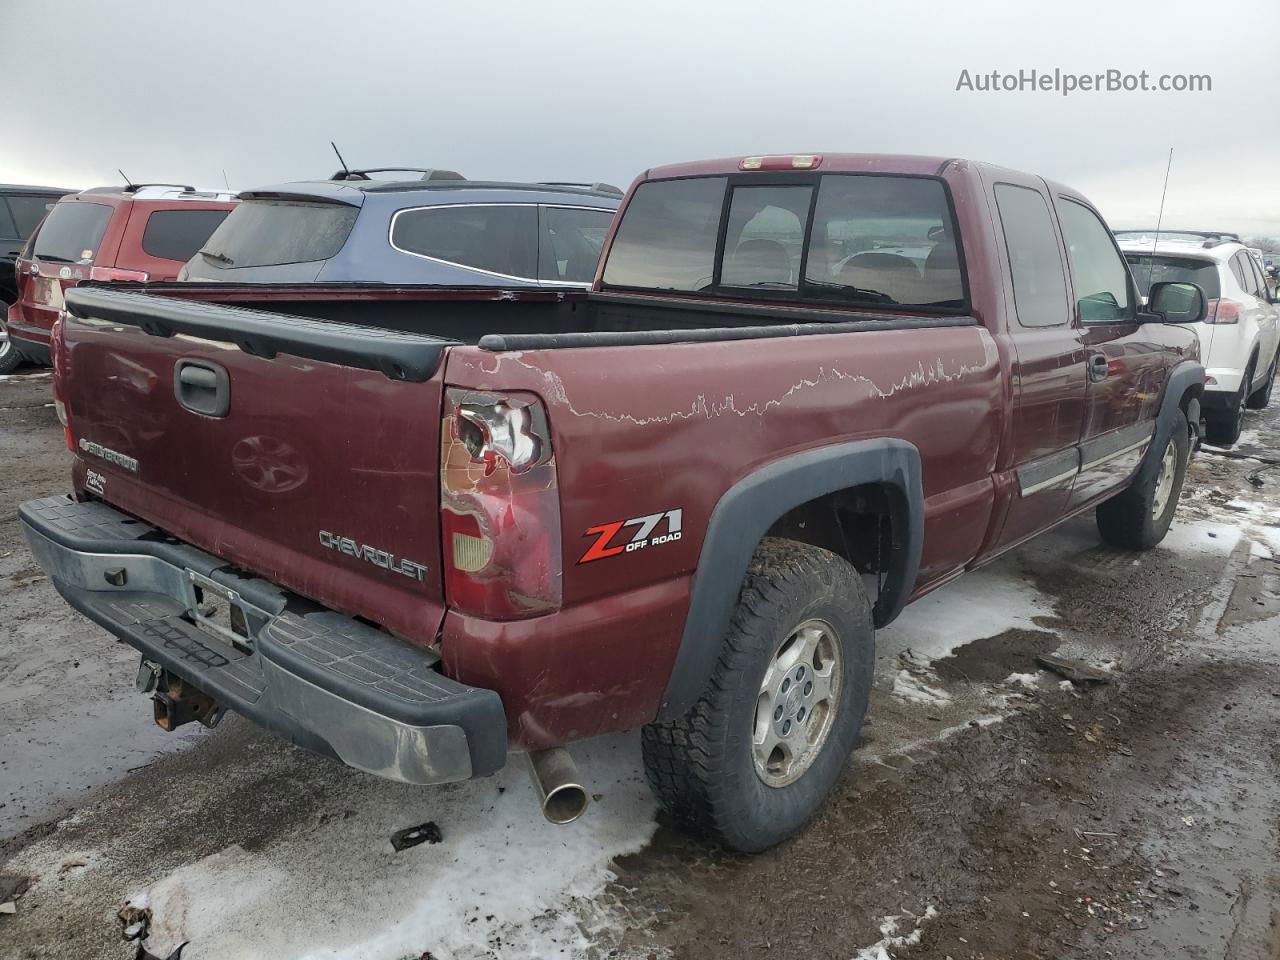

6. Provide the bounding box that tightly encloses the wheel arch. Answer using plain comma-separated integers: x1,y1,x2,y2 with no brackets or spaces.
656,438,923,721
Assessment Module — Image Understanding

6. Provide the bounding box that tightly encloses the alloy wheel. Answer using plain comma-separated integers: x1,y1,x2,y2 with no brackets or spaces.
753,618,843,787
1151,438,1177,519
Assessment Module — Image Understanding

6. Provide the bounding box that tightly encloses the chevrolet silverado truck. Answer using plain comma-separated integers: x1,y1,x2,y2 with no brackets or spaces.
22,154,1208,852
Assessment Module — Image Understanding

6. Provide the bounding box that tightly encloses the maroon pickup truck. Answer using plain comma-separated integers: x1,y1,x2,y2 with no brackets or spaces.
22,154,1208,851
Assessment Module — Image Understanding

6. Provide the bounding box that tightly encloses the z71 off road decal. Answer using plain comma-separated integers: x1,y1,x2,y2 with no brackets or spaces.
579,509,683,564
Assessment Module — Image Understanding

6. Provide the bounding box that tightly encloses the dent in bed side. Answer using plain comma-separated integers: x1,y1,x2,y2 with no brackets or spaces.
655,439,923,722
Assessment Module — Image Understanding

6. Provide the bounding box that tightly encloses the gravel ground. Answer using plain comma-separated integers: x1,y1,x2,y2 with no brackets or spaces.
1,367,1278,960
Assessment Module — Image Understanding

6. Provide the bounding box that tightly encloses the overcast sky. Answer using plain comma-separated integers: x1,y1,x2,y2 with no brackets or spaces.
5,0,1279,237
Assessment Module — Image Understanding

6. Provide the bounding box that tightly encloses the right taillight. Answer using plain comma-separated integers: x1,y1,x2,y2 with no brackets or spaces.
50,314,73,451
1204,299,1240,324
440,388,562,620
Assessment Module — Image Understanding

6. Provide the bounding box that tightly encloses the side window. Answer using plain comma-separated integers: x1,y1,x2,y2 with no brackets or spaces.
392,204,537,279
993,184,1070,327
1055,199,1134,323
141,209,231,262
1243,256,1264,298
719,185,811,290
0,198,17,239
1228,254,1249,293
7,195,60,238
538,206,614,284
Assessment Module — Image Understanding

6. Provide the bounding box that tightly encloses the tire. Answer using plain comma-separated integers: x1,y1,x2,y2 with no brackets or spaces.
0,317,24,375
1096,408,1190,550
1246,349,1277,409
1203,360,1253,447
641,537,874,852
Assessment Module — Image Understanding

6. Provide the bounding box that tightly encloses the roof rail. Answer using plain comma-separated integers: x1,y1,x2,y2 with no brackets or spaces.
540,181,624,196
122,182,197,193
330,167,466,182
1115,228,1240,242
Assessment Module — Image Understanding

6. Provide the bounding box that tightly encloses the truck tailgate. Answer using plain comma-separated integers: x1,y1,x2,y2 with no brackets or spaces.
59,286,454,645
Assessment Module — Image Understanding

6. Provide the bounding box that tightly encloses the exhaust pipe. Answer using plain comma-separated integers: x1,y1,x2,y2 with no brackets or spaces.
526,748,589,824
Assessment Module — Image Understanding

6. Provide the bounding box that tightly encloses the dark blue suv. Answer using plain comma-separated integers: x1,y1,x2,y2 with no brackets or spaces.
179,168,621,286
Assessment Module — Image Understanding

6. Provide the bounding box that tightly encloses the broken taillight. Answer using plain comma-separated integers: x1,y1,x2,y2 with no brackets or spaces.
441,389,562,620
49,314,73,451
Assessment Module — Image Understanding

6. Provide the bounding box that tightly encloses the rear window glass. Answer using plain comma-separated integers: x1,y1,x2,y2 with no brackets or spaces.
602,177,726,292
539,206,613,283
392,204,537,279
1125,255,1221,300
197,200,357,268
601,174,964,310
141,209,230,262
804,176,963,308
4,195,59,239
32,201,113,264
721,185,811,290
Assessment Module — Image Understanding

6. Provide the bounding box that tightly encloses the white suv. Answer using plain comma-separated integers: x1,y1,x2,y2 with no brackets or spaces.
1118,231,1280,445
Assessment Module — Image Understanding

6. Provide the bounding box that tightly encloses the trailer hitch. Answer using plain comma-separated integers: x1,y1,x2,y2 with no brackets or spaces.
136,659,226,732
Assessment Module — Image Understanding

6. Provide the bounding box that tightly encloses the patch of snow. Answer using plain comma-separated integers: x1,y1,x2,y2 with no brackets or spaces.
1161,520,1242,556
851,905,939,960
1250,540,1273,561
1004,672,1042,688
122,733,658,960
878,567,1054,663
891,670,951,705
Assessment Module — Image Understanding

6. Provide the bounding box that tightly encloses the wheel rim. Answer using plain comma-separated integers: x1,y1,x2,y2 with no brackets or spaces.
0,320,10,361
753,618,843,788
1151,438,1177,519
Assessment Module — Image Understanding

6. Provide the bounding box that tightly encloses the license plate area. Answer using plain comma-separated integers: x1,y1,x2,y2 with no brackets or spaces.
33,276,65,308
185,569,258,653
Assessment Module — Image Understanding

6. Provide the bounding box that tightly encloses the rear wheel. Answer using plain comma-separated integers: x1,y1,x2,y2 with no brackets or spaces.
1096,409,1190,550
1246,349,1277,409
1203,360,1254,447
0,318,24,375
642,538,873,852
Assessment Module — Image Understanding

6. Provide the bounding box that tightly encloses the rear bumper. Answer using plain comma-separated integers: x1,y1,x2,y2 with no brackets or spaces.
6,307,52,364
19,495,507,784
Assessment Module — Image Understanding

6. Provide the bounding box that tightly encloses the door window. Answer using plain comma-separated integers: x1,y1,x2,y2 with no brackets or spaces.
1228,254,1250,293
1055,199,1134,323
994,184,1070,327
538,206,614,284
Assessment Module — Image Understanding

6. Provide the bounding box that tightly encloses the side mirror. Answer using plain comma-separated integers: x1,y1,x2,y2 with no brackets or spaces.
1147,280,1206,323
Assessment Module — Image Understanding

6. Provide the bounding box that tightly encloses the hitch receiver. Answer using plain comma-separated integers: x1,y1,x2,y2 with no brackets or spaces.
139,660,226,731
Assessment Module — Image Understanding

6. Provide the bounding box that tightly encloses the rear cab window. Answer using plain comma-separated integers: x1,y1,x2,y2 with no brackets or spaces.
196,199,358,269
141,209,231,262
602,173,966,311
32,201,114,264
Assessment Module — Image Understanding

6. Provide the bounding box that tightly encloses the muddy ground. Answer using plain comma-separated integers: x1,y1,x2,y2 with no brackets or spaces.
1,368,1278,960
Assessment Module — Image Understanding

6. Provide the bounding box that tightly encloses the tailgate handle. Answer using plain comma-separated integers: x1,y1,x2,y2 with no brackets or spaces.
174,359,230,418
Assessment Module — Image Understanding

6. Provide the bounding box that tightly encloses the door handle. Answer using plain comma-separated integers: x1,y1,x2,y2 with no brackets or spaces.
1088,353,1109,383
174,359,230,417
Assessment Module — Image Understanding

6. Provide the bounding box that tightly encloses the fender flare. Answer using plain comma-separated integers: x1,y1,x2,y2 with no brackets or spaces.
1137,359,1204,481
657,438,923,721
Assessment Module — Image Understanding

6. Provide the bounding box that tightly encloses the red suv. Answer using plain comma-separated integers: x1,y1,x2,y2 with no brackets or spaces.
3,184,236,372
